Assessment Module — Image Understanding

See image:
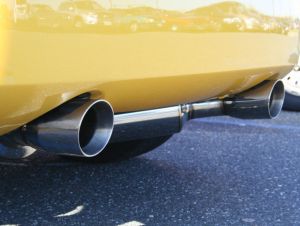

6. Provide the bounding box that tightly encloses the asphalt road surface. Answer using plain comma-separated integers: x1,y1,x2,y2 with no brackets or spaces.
1,111,300,226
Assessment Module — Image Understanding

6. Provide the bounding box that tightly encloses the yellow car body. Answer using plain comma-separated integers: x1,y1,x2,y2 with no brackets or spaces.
0,0,299,136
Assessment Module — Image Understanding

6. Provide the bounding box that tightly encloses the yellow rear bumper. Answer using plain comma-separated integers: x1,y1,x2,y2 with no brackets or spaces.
0,0,299,135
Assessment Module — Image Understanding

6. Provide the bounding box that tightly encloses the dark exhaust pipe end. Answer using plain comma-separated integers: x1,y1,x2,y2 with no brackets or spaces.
24,99,114,157
223,80,285,119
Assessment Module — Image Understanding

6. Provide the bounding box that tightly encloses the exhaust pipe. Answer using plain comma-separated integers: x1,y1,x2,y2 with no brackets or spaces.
0,80,284,158
111,80,284,143
23,99,114,157
223,80,285,119
111,106,184,143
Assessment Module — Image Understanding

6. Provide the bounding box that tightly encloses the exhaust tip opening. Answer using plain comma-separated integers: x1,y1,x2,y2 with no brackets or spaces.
268,81,285,118
78,100,114,157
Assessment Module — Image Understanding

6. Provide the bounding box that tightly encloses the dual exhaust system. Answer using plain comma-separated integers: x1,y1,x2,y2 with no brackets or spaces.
0,80,285,158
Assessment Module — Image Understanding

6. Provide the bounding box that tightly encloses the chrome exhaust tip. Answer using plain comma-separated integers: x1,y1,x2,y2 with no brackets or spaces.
268,80,285,118
24,99,114,157
78,100,114,157
224,80,285,119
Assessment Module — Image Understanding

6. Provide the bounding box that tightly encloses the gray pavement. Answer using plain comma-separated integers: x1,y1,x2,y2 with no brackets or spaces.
0,111,300,226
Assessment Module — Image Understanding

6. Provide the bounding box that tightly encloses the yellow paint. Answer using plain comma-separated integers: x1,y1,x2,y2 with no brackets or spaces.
0,3,9,85
0,0,299,135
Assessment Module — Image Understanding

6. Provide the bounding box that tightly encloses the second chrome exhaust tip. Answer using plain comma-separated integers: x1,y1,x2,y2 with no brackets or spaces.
24,99,114,157
268,81,285,118
224,80,285,119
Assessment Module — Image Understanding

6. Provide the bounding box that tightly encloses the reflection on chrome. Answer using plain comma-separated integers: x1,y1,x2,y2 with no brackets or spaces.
0,0,299,34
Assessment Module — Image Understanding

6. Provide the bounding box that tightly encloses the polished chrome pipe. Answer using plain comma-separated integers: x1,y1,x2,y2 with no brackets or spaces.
23,99,114,157
110,101,224,143
111,106,184,143
189,100,224,118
